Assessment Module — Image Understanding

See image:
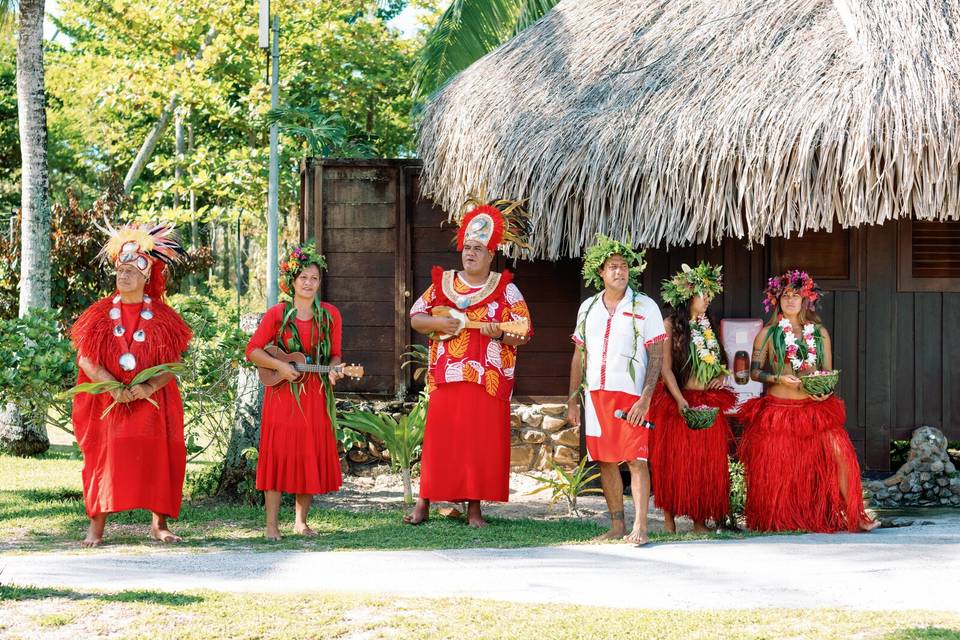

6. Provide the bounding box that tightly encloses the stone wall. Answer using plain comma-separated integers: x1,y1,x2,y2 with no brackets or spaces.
510,403,579,471
865,426,960,508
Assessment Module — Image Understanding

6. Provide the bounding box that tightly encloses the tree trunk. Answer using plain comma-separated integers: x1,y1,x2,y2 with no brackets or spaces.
12,0,51,456
0,403,49,456
17,0,50,314
217,313,264,501
401,468,413,504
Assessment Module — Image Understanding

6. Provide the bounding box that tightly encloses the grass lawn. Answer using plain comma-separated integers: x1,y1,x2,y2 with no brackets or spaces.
1,446,615,552
0,585,958,640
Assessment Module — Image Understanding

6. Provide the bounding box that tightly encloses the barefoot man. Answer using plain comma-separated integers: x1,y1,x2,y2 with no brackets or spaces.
567,235,665,545
405,199,531,528
69,223,191,546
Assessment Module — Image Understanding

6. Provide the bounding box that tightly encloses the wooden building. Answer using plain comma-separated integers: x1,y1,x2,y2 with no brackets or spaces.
301,158,960,472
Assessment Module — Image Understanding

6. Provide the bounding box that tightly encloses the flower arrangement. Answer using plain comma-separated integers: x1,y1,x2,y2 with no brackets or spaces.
660,262,723,308
778,317,818,372
279,242,326,296
681,404,719,430
581,234,646,291
689,314,731,384
763,270,822,313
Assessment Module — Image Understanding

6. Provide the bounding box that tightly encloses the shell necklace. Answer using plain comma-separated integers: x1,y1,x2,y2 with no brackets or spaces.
109,293,154,371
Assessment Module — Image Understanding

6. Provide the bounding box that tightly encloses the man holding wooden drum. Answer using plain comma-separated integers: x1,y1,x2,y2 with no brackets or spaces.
405,199,533,528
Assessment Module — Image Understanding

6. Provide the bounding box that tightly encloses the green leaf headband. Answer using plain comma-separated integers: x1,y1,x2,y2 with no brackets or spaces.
581,234,647,291
660,261,724,308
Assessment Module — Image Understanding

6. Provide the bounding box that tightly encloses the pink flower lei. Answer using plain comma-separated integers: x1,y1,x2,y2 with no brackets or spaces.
763,270,822,313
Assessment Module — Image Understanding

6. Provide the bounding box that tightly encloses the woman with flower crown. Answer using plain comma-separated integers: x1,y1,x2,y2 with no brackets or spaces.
70,223,192,547
245,243,344,540
650,262,734,533
739,270,877,533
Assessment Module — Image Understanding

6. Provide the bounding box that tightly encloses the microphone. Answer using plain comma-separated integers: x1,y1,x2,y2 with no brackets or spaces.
614,409,654,429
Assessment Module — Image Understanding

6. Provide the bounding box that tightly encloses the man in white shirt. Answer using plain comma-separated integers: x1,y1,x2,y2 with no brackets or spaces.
567,236,666,545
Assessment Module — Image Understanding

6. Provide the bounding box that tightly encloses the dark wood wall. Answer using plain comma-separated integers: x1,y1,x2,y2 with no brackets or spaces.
301,159,960,470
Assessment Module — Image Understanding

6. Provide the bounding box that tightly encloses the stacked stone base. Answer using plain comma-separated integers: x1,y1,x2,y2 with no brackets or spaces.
865,426,960,508
509,403,579,471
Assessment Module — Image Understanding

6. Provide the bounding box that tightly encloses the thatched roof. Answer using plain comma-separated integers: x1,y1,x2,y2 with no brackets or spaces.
417,0,960,258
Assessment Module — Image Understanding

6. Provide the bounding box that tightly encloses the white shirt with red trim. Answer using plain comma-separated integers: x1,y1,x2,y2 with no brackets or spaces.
572,287,666,397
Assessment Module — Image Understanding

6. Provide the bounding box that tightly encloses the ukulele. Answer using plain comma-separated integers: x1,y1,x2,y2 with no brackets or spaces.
258,344,364,387
430,306,530,341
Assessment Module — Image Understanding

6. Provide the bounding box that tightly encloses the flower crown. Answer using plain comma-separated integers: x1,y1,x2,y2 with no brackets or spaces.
581,233,647,291
454,197,531,252
660,262,724,308
279,242,326,296
763,269,822,312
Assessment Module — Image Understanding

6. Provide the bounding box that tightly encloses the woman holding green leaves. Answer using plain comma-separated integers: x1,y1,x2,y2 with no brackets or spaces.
246,243,344,541
650,262,734,533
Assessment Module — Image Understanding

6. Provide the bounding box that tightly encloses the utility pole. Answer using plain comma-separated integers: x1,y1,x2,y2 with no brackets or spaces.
261,1,280,306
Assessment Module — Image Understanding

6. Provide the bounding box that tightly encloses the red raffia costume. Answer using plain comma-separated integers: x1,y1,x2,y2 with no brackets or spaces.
245,244,343,495
409,202,532,502
649,262,733,523
737,270,870,533
70,224,192,519
650,387,734,522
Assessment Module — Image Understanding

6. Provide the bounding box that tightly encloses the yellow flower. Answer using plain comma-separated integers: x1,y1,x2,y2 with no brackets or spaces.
702,353,717,364
703,330,715,340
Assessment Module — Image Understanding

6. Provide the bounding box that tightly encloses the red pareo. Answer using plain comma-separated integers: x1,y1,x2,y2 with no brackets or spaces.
737,395,869,533
246,302,343,495
70,296,192,519
649,386,735,523
410,268,531,502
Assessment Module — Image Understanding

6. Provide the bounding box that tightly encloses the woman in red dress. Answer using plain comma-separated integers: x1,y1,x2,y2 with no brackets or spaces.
651,262,735,533
739,270,878,533
246,243,344,540
70,223,191,547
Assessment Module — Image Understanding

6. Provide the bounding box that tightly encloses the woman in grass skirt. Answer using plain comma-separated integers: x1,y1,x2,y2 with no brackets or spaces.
650,262,734,533
739,270,877,533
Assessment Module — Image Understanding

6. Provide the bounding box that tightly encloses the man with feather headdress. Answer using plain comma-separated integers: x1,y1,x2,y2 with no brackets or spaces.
405,199,533,528
69,222,192,547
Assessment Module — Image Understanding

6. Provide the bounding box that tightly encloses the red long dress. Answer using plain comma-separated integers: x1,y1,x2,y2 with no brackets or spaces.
70,297,192,519
246,302,343,495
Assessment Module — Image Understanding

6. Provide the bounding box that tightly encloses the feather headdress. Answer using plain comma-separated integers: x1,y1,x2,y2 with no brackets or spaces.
454,197,531,252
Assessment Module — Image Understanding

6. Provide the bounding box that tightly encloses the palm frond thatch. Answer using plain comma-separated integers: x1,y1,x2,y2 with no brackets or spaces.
417,0,960,259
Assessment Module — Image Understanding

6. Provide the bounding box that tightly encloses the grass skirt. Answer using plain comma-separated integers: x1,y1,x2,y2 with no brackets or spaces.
650,387,735,522
738,395,869,533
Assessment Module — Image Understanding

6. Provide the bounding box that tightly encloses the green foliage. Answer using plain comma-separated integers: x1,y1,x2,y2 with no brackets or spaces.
338,391,428,501
400,343,429,382
726,458,746,529
45,0,421,232
169,286,248,463
525,457,602,516
412,0,559,101
0,309,77,432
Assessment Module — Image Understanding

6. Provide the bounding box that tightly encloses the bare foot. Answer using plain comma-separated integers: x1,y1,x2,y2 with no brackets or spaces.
403,499,430,525
692,521,711,534
624,528,649,546
81,532,103,548
294,524,317,536
592,526,627,542
663,512,676,534
265,525,282,541
466,502,487,528
150,527,182,544
82,516,106,548
860,518,880,532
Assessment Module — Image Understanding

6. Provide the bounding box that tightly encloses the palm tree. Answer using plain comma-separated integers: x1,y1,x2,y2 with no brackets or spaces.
412,0,559,102
0,0,51,456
